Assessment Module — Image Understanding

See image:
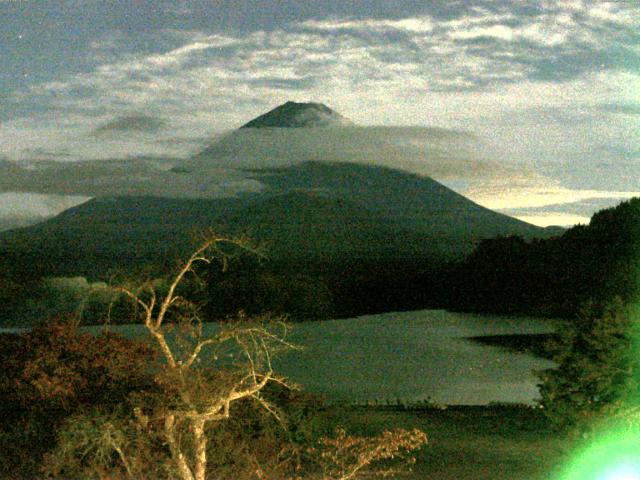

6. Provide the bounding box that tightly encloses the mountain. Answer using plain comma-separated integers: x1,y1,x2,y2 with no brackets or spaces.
0,102,561,280
190,101,355,169
0,161,558,279
252,162,554,241
240,101,352,128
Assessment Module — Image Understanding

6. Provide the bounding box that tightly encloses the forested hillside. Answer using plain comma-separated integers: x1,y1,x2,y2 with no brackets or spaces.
446,198,640,318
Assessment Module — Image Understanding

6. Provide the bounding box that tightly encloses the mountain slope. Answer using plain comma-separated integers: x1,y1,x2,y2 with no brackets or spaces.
0,101,561,279
0,162,558,278
253,161,550,240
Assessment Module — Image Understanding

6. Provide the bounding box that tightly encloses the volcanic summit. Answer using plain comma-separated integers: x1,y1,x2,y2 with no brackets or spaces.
240,101,353,128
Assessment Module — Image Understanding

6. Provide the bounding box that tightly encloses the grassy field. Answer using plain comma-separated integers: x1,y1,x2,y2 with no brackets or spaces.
337,405,570,479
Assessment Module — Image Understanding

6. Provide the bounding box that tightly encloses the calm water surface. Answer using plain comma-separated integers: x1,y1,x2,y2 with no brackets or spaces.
270,310,556,405
5,309,557,405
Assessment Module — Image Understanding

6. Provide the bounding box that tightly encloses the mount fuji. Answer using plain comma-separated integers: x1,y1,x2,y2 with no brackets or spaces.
0,102,560,279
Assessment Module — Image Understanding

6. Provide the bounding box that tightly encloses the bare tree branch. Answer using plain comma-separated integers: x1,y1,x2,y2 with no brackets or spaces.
114,234,295,480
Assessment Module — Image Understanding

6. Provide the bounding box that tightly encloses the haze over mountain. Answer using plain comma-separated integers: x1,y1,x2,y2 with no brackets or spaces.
0,101,511,208
188,101,512,183
0,101,561,279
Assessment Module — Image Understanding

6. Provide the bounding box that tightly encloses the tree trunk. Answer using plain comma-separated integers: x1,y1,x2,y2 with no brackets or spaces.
193,418,208,480
165,414,195,480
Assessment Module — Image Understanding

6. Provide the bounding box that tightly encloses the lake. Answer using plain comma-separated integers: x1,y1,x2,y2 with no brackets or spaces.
3,309,556,406
272,310,556,405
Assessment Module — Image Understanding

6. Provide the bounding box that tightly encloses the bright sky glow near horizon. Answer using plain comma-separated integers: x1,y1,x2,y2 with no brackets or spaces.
1,0,639,228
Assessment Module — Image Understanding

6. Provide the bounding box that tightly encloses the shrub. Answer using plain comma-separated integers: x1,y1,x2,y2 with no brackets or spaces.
0,318,156,478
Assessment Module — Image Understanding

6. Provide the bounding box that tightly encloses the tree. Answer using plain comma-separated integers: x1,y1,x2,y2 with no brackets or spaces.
537,298,640,432
206,262,334,321
447,198,640,318
114,235,296,480
39,235,426,479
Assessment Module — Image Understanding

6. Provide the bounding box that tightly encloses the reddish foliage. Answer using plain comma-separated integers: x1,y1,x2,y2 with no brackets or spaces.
0,317,157,478
17,318,157,407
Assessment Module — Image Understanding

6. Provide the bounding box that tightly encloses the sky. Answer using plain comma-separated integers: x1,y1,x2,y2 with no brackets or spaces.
1,0,639,227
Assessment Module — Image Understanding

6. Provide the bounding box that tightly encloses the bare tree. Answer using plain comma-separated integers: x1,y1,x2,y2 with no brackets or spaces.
118,235,295,480
43,235,428,479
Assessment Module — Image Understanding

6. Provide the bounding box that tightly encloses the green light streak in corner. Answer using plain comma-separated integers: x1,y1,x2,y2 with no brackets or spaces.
555,302,640,480
556,429,640,480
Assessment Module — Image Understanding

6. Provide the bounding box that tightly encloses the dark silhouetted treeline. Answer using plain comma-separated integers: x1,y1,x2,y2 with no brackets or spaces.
0,252,448,325
204,255,446,321
445,198,640,318
5,198,638,325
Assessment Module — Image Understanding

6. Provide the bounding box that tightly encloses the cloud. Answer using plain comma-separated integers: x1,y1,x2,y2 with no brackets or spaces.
466,180,640,211
0,192,89,217
164,1,194,18
90,114,168,136
447,17,575,47
585,2,637,25
0,125,519,199
189,125,519,182
1,1,638,227
0,112,210,161
461,179,640,227
493,194,640,226
5,0,636,137
510,212,590,227
597,103,640,115
0,158,264,199
0,192,90,231
448,24,517,42
300,16,434,33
